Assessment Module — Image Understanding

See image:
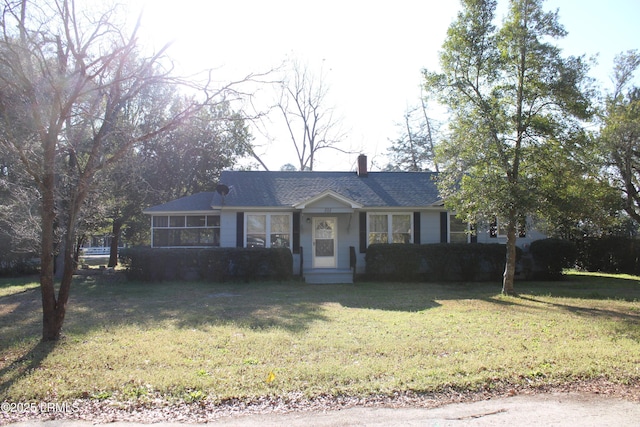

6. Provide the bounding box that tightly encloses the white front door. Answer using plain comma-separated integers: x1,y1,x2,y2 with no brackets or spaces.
313,217,337,268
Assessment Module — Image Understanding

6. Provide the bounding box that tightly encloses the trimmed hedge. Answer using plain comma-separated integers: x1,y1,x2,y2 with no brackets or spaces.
529,238,577,280
364,243,517,282
119,247,293,282
574,237,640,275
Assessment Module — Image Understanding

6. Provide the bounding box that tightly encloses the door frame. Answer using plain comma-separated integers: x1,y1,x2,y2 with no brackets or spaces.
312,217,337,268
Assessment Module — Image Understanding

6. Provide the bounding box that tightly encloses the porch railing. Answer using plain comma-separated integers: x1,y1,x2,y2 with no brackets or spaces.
299,246,304,279
349,246,356,283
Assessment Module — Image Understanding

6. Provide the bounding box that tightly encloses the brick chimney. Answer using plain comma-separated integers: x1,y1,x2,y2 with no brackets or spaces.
357,154,368,177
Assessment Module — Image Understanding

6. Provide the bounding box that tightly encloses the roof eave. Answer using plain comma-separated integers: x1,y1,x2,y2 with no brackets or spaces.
293,189,363,210
143,209,221,215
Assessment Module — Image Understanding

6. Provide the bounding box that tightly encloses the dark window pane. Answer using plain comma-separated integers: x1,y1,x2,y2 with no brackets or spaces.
153,216,168,227
247,234,265,248
181,229,199,245
170,216,185,227
271,234,290,248
207,215,220,227
153,229,169,246
186,216,206,227
169,229,182,246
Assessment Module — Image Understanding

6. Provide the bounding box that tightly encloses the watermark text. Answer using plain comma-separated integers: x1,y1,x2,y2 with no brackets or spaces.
1,401,79,415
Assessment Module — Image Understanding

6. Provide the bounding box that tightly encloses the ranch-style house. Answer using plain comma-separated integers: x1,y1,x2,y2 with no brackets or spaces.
143,155,544,283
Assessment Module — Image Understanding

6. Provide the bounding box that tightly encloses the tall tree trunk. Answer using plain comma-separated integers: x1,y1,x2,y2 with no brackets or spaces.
40,140,63,341
41,140,84,341
74,235,85,266
502,223,518,296
502,4,527,297
108,220,122,267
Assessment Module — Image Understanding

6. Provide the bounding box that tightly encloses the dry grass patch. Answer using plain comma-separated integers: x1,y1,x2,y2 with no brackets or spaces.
0,272,638,404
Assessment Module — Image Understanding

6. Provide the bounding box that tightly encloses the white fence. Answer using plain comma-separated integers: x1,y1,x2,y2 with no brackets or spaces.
80,247,112,256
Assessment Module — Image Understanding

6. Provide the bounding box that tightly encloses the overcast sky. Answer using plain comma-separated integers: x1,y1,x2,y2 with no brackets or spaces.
128,0,640,171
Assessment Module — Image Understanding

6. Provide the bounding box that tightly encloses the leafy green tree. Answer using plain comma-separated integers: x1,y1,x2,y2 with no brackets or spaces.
141,100,252,202
425,0,593,294
99,100,253,267
533,133,623,239
601,50,640,226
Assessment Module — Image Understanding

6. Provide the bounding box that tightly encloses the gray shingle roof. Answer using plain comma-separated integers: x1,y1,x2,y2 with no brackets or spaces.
214,171,441,208
144,171,442,213
143,192,216,213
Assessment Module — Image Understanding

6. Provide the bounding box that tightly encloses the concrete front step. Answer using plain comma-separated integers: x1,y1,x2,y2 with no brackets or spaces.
304,268,354,284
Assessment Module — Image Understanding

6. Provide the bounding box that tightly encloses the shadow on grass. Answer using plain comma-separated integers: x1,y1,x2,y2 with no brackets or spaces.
1,276,454,344
518,295,639,321
0,340,56,398
520,273,640,302
1,274,638,398
0,287,42,351
0,284,57,397
57,278,448,337
516,295,640,342
2,273,638,350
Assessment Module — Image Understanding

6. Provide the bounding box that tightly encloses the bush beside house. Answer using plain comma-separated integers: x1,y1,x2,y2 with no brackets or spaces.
119,247,293,282
364,243,517,282
574,236,640,275
529,238,577,280
119,237,640,283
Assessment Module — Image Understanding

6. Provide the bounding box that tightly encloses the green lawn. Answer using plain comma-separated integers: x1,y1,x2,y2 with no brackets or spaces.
0,272,638,404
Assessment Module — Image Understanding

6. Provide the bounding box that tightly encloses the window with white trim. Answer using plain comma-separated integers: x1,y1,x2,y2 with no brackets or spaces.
152,215,220,247
246,213,291,248
449,214,470,243
367,213,412,245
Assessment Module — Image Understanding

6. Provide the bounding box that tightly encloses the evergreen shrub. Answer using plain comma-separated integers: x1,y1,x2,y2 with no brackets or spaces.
120,247,293,282
365,243,515,282
529,238,577,280
574,237,640,275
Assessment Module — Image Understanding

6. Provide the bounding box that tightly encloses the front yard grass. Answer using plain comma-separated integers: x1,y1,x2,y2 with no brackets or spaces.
0,271,638,404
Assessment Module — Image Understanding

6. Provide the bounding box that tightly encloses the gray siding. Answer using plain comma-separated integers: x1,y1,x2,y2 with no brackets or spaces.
420,211,443,244
219,211,238,247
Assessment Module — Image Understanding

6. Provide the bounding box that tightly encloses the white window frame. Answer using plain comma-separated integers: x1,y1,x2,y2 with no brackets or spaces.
151,214,220,248
244,213,293,249
449,214,471,243
367,212,413,246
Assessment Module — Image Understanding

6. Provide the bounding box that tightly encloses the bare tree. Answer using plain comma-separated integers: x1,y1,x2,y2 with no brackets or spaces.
0,0,251,341
420,98,440,173
275,59,346,171
387,99,440,172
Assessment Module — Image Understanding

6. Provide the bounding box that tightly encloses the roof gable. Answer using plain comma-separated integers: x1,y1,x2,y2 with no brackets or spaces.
294,189,363,212
212,171,442,208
